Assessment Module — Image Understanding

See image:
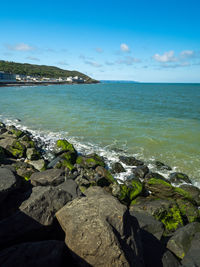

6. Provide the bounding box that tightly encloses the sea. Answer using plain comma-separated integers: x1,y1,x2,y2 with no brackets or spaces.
0,82,200,186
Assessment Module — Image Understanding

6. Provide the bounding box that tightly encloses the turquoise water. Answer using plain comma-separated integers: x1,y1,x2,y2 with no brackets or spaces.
0,83,200,184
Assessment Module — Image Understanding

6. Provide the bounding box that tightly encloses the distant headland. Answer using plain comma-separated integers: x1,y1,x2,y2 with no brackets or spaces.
0,60,99,86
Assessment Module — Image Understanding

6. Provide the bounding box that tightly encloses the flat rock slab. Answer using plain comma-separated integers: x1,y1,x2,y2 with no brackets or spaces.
56,179,82,199
30,169,65,186
167,222,200,259
56,186,144,267
0,240,65,267
0,168,18,202
19,186,72,225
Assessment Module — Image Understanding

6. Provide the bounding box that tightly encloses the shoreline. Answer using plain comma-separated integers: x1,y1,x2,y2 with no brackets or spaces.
0,80,99,87
0,121,200,266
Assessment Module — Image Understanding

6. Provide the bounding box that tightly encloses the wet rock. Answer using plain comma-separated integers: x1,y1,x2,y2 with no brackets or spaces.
144,171,169,182
111,162,126,173
167,222,200,259
30,169,65,186
176,198,200,224
144,178,175,198
119,155,144,166
76,153,105,169
132,165,149,179
56,186,144,267
155,161,172,171
181,232,200,267
130,210,164,240
0,168,19,203
0,240,65,267
95,166,115,184
54,139,77,155
169,172,192,185
179,184,200,206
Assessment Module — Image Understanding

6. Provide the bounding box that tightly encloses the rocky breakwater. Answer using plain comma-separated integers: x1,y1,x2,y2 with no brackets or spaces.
0,121,200,266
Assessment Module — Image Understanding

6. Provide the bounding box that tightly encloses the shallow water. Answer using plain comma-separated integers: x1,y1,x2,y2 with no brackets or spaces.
0,82,200,185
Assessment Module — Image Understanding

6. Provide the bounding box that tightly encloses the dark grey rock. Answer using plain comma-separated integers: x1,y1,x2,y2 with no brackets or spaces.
111,162,126,173
132,165,149,179
162,250,181,267
56,179,82,199
0,168,18,202
19,186,72,226
119,155,144,166
56,186,144,267
182,232,200,267
167,222,200,259
169,172,192,185
130,210,164,240
30,169,65,186
179,184,200,206
0,240,65,267
155,161,172,171
144,172,169,182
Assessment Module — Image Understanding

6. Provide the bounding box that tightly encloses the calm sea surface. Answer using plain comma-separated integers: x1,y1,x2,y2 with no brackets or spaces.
0,83,200,184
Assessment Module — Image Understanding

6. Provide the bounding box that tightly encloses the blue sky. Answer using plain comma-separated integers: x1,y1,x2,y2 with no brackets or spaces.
0,0,200,82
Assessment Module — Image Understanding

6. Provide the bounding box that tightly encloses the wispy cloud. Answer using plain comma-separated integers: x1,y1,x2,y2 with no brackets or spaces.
120,43,130,52
153,50,176,63
117,56,141,65
5,43,35,51
105,61,115,66
57,61,68,66
95,47,103,53
180,50,194,58
84,60,102,68
26,56,40,61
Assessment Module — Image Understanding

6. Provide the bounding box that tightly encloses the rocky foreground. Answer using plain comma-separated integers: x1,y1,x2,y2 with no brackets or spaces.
0,121,200,266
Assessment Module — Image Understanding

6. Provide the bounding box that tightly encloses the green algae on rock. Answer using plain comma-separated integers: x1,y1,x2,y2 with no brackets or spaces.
8,141,26,158
118,180,143,205
56,139,76,154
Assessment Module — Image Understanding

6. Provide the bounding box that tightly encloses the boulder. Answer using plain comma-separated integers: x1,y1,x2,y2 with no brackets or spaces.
0,240,65,267
76,153,105,169
0,168,19,202
162,250,181,267
169,172,192,185
55,139,77,155
7,140,26,158
95,166,116,185
132,165,149,179
119,156,144,166
19,186,72,225
182,232,200,267
56,179,82,199
179,184,200,206
28,159,47,171
26,147,41,160
13,161,38,181
30,169,65,186
154,161,172,171
111,162,126,173
144,178,175,198
56,186,144,267
167,222,200,259
130,198,183,234
130,210,164,240
144,172,169,182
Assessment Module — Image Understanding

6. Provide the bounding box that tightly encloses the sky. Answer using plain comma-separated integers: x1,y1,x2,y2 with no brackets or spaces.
0,0,200,82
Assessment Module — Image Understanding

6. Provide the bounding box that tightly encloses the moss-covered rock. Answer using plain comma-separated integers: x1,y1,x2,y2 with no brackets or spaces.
118,179,143,205
8,141,26,158
10,129,24,138
76,154,105,169
145,178,174,198
60,151,77,165
56,139,76,154
169,172,192,185
55,159,75,171
176,199,200,224
95,166,115,184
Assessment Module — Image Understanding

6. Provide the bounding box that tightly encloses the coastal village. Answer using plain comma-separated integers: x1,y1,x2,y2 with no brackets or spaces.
0,71,85,85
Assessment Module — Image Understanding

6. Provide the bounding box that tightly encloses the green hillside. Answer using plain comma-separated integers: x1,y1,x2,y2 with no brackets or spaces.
0,60,99,83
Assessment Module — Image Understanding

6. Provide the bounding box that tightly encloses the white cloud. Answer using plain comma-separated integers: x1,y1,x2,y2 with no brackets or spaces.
84,60,102,68
6,43,35,51
120,43,130,52
153,50,176,63
180,50,194,58
95,47,103,53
